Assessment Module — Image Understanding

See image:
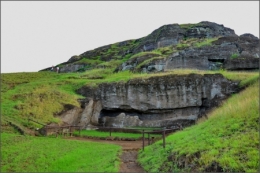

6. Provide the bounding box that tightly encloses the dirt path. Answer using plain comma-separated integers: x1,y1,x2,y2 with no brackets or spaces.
66,137,146,172
120,149,145,173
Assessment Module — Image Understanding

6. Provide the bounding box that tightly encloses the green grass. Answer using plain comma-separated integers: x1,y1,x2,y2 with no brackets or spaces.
74,130,161,139
138,80,259,172
129,51,162,60
96,59,123,69
176,43,189,49
179,23,201,30
1,133,121,172
230,53,239,59
74,57,103,65
1,72,86,131
195,38,218,47
136,56,166,69
152,45,176,55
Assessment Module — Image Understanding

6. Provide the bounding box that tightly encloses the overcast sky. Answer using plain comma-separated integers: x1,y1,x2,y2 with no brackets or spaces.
1,1,259,73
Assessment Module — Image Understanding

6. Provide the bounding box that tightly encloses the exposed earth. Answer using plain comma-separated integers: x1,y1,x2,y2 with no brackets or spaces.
66,137,147,173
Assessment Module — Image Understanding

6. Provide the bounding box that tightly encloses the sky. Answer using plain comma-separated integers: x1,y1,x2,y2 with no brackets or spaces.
1,1,259,73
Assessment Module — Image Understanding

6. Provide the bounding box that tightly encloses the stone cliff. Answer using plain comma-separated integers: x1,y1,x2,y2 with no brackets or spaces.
73,74,239,128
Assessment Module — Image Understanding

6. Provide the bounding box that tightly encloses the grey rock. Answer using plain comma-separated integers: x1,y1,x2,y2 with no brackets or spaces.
59,107,82,125
101,113,143,127
60,64,85,73
77,74,239,128
78,99,94,127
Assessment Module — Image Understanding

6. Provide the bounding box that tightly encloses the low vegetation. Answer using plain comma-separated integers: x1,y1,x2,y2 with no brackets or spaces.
138,80,259,172
179,23,201,30
1,133,121,172
194,38,218,47
74,130,161,139
230,53,239,59
129,51,162,60
135,56,166,70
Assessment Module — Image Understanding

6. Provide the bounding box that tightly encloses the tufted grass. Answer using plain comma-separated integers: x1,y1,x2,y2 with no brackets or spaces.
195,38,218,47
129,51,162,60
1,133,121,172
138,80,259,172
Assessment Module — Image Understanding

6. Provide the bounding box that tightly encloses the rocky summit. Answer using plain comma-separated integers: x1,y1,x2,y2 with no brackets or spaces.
39,21,259,129
40,21,259,73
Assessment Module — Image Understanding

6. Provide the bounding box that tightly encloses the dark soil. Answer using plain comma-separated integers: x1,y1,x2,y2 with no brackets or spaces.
120,149,145,173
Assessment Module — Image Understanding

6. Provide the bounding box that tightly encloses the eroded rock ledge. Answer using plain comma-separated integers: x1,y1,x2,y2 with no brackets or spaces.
75,74,239,128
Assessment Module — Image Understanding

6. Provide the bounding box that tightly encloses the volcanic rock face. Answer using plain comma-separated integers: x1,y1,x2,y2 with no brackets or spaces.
76,74,239,128
41,21,254,73
122,34,259,72
133,21,237,53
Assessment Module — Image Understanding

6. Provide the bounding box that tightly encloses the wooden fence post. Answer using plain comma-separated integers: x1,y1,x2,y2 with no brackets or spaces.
69,126,72,137
148,133,150,145
142,129,144,151
162,127,166,149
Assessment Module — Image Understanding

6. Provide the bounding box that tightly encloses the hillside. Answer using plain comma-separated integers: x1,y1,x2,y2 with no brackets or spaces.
138,81,259,172
1,21,259,172
2,21,259,134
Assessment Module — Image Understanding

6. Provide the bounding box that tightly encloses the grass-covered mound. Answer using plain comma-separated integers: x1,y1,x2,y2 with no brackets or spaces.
1,133,121,172
138,80,259,172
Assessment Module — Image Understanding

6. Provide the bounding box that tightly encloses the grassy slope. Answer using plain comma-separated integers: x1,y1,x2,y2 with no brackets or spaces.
1,72,85,131
1,70,258,132
138,80,259,172
1,51,259,173
1,71,258,172
1,133,121,172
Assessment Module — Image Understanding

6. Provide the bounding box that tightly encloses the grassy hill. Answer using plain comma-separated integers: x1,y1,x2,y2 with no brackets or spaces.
1,21,259,172
1,69,258,172
138,78,259,172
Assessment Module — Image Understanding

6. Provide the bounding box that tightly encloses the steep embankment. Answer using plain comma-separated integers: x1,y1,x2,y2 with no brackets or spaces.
138,80,259,172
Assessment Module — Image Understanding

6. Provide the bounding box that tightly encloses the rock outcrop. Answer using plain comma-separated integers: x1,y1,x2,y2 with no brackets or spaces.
120,34,259,72
132,21,237,53
76,74,239,128
39,21,258,73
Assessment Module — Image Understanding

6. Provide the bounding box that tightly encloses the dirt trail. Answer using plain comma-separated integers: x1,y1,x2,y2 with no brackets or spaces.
66,137,146,173
120,149,145,173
